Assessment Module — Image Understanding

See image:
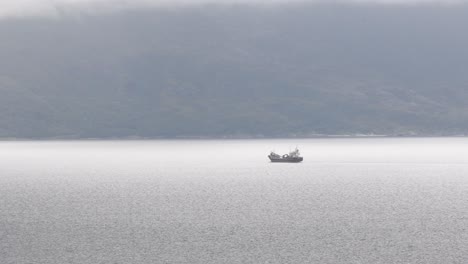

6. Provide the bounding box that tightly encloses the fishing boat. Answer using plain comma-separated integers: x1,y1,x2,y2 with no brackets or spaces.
268,148,303,163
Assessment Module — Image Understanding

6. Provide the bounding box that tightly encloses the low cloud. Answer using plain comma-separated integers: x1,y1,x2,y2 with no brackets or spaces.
0,0,466,18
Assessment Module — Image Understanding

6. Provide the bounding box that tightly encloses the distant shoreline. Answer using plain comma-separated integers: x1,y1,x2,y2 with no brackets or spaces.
1,134,468,141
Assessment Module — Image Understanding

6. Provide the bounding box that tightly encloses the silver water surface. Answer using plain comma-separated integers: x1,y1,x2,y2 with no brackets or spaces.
1,138,467,263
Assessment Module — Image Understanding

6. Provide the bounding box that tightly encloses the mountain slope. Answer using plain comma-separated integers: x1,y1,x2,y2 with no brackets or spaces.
1,4,468,138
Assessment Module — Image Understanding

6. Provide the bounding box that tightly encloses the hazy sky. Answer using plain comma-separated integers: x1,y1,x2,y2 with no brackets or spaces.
1,0,467,18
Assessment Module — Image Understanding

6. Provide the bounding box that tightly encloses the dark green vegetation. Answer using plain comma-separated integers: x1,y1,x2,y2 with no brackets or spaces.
1,4,468,138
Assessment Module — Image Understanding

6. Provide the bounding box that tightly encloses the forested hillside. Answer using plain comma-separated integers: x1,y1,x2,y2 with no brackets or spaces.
1,4,468,138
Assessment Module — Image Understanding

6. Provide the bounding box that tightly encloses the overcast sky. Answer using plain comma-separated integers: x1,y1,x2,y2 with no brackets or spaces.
1,0,467,18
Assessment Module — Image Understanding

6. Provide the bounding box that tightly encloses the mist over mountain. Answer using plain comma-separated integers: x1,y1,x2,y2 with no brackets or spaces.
1,3,468,138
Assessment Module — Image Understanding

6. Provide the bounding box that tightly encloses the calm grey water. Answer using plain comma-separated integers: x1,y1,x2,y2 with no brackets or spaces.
1,138,467,264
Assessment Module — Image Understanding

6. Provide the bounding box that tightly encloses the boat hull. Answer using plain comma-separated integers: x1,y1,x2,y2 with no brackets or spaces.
268,156,303,163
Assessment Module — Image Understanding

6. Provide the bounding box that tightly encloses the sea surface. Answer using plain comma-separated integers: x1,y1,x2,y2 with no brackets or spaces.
1,138,467,264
